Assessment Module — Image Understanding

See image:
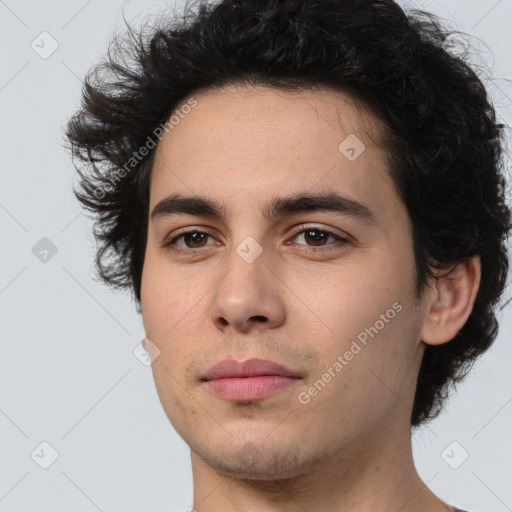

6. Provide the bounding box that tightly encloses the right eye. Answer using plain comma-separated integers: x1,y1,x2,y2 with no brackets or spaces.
163,230,219,252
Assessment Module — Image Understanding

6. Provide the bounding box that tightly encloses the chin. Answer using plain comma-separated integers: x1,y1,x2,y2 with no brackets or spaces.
192,436,321,481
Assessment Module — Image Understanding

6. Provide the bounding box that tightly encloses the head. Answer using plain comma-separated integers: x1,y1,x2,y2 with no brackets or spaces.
66,0,510,479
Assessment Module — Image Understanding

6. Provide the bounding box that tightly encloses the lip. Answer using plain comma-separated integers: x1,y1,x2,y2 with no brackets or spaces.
202,358,302,401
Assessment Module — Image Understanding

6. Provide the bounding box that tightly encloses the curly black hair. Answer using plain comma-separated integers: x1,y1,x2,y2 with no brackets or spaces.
65,0,511,428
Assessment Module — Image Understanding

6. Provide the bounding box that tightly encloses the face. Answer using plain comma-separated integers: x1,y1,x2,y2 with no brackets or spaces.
140,84,430,480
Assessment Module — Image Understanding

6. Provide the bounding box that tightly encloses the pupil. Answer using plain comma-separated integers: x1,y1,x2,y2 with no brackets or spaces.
186,233,207,247
306,230,327,246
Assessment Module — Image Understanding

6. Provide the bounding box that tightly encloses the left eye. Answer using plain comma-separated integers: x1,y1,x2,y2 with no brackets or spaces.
291,228,348,248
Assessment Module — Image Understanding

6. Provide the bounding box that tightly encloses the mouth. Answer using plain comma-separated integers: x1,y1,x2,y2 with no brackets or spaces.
201,358,302,401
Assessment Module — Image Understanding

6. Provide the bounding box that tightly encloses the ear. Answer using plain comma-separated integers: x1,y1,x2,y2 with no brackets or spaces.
420,255,481,346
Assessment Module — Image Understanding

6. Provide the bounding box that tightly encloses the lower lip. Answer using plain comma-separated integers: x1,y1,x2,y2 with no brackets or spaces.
205,376,299,401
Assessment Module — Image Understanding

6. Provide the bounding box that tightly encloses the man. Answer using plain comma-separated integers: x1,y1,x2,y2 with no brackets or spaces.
66,0,511,510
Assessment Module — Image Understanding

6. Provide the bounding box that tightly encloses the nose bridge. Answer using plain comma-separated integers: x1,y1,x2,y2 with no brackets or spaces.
218,233,270,304
219,204,271,287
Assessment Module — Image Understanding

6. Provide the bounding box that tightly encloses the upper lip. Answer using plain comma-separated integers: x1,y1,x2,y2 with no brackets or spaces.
202,358,301,381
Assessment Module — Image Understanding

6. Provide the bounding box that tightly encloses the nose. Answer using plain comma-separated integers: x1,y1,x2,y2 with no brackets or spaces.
209,245,287,334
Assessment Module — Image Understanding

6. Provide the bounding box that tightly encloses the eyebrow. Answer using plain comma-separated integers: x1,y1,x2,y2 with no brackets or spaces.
150,192,377,225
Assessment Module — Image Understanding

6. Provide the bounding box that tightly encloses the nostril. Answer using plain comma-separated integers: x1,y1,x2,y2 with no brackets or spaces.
251,315,268,322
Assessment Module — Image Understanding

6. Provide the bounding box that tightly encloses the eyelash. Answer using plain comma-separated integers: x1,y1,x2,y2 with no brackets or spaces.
162,225,351,254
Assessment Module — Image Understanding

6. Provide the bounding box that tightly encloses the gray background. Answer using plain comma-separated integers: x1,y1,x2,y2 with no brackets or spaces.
1,0,511,511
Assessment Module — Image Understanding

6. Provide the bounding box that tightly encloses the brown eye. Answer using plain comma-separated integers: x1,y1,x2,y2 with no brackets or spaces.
291,227,349,250
181,232,209,248
164,231,214,250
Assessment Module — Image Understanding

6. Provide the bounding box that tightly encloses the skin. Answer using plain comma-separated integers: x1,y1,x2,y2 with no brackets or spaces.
140,83,481,512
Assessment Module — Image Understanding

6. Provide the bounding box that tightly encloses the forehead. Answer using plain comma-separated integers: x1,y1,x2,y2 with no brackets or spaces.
149,83,401,223
159,82,386,154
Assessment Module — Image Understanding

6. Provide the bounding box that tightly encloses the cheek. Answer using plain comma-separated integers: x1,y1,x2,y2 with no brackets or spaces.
140,255,161,329
294,263,399,340
140,255,188,336
150,357,197,435
310,262,415,373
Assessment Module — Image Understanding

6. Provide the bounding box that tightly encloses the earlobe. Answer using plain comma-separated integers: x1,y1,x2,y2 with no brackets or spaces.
420,255,481,346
